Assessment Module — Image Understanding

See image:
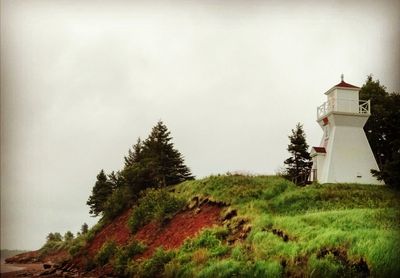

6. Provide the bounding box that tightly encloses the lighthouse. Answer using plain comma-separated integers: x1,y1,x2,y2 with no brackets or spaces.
310,75,383,184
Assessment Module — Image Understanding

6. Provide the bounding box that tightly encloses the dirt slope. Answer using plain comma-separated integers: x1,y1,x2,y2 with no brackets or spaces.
135,204,222,258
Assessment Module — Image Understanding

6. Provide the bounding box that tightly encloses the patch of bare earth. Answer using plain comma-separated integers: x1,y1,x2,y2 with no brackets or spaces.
135,203,223,259
85,209,132,257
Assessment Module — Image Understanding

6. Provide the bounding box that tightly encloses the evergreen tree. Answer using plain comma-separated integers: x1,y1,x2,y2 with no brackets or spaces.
64,231,74,242
86,169,114,216
121,121,194,193
108,171,124,189
360,75,400,187
284,123,312,185
141,121,194,187
81,223,89,235
46,232,62,242
124,138,143,168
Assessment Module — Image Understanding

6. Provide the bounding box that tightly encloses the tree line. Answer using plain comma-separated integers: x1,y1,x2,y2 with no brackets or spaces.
87,121,194,218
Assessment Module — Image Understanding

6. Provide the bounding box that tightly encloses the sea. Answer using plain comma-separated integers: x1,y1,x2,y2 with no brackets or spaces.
0,250,28,273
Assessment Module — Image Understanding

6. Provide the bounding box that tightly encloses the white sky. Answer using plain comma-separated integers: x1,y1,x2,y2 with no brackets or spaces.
1,0,399,250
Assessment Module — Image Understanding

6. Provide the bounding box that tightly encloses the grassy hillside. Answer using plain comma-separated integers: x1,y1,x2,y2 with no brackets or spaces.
26,175,400,277
169,175,400,277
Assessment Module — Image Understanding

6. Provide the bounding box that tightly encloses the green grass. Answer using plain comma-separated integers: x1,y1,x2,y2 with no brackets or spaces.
98,174,399,277
171,175,400,277
128,188,186,233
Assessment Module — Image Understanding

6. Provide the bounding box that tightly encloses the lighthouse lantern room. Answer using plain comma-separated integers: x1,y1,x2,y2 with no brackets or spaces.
310,75,383,184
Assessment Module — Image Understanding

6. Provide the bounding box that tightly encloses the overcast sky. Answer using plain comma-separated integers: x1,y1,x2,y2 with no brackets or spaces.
1,0,399,250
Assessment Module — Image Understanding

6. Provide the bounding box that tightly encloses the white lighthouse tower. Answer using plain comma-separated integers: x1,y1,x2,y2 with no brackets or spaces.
310,75,383,184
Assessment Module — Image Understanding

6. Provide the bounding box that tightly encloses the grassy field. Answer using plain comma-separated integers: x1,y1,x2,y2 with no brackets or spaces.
163,175,399,277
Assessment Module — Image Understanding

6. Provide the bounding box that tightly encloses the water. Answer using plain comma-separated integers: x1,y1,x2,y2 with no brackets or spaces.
0,263,25,273
1,252,26,273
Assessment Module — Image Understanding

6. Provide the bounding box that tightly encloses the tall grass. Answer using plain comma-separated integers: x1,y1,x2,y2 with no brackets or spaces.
86,174,399,277
172,175,400,277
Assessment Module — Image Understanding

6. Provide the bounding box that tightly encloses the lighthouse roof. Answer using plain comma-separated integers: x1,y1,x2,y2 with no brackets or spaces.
325,80,360,95
333,80,360,89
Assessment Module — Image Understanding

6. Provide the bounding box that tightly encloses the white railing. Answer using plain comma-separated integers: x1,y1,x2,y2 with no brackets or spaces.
317,101,334,118
359,100,370,114
317,99,370,119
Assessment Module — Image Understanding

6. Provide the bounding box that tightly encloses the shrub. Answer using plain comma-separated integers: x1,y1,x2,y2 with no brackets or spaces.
85,221,105,242
113,240,146,276
40,232,70,257
39,241,65,257
64,231,74,242
103,186,134,221
128,188,185,233
68,236,86,256
163,260,183,278
95,240,117,266
136,248,175,278
46,232,63,242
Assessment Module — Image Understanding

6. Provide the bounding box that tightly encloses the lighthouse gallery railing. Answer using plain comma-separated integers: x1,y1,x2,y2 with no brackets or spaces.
317,99,370,119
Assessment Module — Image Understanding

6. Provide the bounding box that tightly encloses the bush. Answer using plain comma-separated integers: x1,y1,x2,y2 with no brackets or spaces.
163,260,183,278
95,240,117,266
103,186,134,221
40,241,65,257
113,240,146,276
40,232,70,257
128,188,185,233
85,221,105,242
64,231,74,242
136,248,175,278
68,236,86,256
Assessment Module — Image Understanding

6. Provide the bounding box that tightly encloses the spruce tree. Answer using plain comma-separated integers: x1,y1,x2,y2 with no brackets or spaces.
141,121,194,187
284,123,312,185
360,75,400,187
86,169,114,216
124,138,143,168
64,231,74,242
81,223,89,234
108,171,124,189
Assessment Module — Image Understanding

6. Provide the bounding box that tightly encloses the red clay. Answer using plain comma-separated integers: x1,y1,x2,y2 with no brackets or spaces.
43,249,70,264
135,204,222,258
5,204,223,276
86,209,132,256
